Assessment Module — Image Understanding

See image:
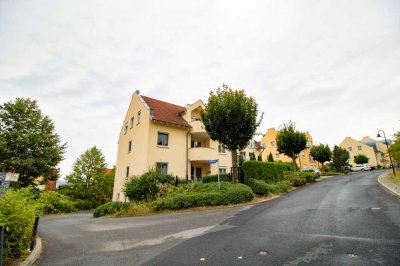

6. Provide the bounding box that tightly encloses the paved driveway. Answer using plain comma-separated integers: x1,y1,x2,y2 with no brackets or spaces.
37,171,400,265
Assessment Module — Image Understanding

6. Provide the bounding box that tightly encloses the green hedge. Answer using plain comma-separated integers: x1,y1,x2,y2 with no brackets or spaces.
38,191,77,214
152,182,254,211
202,173,230,183
93,202,131,218
321,171,341,176
0,188,40,264
247,178,292,195
242,161,292,184
283,171,317,186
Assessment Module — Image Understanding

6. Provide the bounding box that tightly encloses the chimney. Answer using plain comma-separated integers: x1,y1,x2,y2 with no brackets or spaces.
135,90,140,95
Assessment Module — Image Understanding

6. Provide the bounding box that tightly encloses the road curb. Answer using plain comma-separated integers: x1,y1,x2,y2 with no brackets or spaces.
377,172,400,197
19,237,42,266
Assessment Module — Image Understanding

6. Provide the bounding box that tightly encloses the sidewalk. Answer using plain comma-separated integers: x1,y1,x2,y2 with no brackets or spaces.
378,171,400,197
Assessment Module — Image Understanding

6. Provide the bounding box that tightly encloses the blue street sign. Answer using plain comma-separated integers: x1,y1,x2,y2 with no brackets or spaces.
208,160,218,164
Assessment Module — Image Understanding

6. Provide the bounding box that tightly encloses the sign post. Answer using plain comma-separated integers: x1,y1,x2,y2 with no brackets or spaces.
208,159,220,190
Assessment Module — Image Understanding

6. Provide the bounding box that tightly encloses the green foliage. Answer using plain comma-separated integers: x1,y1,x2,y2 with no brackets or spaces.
200,84,263,181
93,202,131,218
310,144,332,170
202,173,230,183
321,171,341,176
390,131,400,165
249,152,256,160
124,168,175,202
257,153,262,161
276,121,307,171
38,191,77,214
267,152,274,162
63,146,111,208
0,188,40,264
283,171,317,184
247,178,269,195
242,161,292,184
332,145,350,171
0,98,67,187
354,154,369,164
152,182,254,211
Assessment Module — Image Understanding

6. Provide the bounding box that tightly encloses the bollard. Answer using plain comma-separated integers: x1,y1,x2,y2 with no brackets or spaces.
0,225,4,266
30,217,40,251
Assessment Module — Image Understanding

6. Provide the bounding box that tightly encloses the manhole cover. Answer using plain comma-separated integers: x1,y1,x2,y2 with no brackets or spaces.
259,250,269,256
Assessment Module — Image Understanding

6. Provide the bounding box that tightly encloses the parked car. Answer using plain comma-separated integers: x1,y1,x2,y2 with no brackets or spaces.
342,166,352,171
350,165,371,172
301,167,321,177
364,164,375,170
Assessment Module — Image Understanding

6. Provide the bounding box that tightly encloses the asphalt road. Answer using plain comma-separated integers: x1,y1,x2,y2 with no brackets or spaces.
37,170,400,265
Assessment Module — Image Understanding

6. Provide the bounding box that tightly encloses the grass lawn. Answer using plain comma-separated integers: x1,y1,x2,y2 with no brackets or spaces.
389,171,400,184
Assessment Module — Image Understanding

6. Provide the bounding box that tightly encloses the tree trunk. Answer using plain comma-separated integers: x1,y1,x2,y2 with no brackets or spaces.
292,157,297,171
231,149,238,183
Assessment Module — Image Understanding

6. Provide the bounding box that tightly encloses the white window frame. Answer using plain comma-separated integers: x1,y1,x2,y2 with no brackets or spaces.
219,167,227,174
357,146,362,151
218,143,226,154
156,162,168,175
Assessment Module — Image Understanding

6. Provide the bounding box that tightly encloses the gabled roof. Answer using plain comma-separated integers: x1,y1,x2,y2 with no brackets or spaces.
141,96,191,128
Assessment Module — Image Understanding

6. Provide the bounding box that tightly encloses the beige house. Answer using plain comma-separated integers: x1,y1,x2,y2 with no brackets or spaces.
260,128,319,169
339,136,390,167
112,91,262,202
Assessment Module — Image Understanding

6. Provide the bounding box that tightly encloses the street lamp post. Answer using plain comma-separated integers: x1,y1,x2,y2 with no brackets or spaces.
377,130,396,176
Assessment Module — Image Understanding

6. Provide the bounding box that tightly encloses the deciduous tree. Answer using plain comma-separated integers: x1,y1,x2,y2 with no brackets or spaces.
0,98,66,187
354,154,369,164
332,145,350,170
201,84,263,182
276,121,307,171
310,144,332,172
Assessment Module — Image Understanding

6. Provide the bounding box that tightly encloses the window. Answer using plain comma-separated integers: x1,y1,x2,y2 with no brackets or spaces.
219,167,227,174
241,152,246,160
218,143,226,153
191,141,202,148
156,163,168,175
271,141,276,147
125,166,130,179
357,146,362,151
128,140,132,153
137,110,141,124
124,123,128,134
130,117,134,128
348,147,352,151
157,132,169,146
275,153,280,159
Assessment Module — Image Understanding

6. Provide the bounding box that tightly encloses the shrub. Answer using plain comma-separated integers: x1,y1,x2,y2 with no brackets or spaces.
284,171,317,184
93,202,131,218
265,180,292,194
202,173,230,183
247,178,269,195
38,191,77,214
242,161,292,184
152,182,254,211
0,188,40,264
124,168,175,202
321,171,341,176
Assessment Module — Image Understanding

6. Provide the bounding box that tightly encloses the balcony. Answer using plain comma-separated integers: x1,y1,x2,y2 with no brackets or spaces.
189,147,217,162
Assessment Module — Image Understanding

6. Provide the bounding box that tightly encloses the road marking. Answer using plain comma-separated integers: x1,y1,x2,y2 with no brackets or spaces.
101,225,216,251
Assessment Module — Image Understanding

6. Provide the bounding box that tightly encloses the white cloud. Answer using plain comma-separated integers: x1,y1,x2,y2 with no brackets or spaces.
1,0,399,177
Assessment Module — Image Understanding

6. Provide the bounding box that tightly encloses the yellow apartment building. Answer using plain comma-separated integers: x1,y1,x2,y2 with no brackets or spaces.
112,91,263,202
339,136,390,167
260,128,319,169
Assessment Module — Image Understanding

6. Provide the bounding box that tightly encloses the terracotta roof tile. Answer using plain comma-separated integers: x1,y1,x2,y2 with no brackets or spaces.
141,96,190,128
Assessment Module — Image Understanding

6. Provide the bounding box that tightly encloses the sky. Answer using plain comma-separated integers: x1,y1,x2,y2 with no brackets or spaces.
0,0,399,178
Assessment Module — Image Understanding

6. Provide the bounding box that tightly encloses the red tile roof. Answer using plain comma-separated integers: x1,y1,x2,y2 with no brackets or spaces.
141,96,191,128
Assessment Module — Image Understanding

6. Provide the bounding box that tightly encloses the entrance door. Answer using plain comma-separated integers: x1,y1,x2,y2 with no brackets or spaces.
195,167,202,180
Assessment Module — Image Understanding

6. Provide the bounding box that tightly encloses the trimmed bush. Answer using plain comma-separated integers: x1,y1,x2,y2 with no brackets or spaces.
124,168,175,202
0,188,40,264
242,161,292,184
247,178,269,195
93,202,131,218
265,180,292,194
321,171,341,176
38,191,77,214
202,173,230,183
282,171,316,187
152,182,254,211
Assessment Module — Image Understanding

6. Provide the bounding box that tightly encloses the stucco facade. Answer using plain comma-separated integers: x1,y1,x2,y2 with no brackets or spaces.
339,136,390,167
112,91,263,202
260,128,318,169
